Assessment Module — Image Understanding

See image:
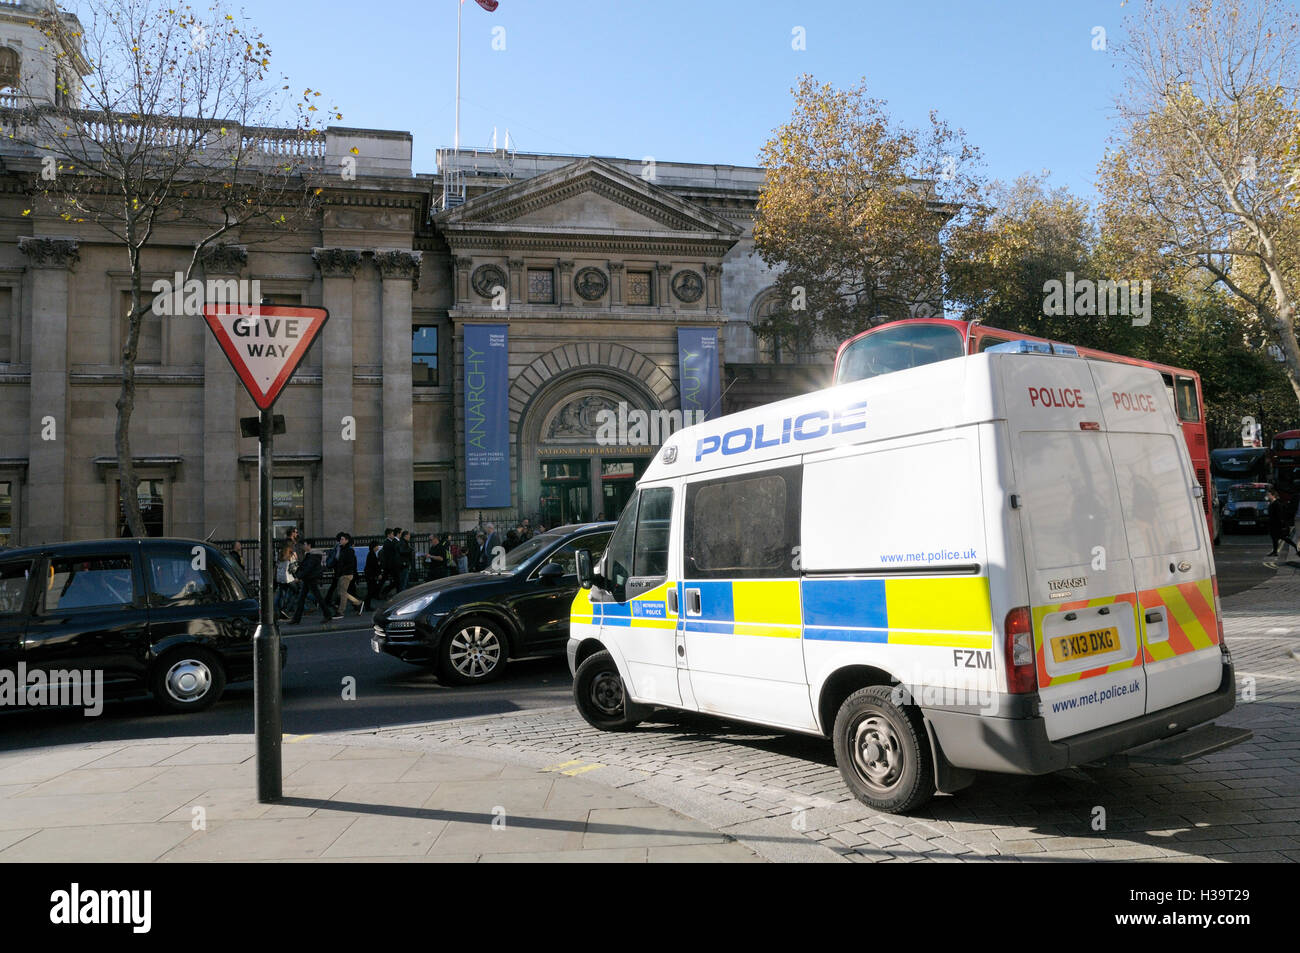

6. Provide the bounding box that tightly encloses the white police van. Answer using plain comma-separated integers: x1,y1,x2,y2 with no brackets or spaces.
567,346,1248,813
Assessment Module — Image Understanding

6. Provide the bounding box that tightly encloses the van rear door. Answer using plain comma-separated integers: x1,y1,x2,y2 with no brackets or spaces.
999,355,1147,741
1089,363,1223,713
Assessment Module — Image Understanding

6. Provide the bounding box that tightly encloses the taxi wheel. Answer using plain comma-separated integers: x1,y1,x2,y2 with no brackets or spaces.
573,650,642,731
150,646,226,714
832,686,935,814
438,616,509,685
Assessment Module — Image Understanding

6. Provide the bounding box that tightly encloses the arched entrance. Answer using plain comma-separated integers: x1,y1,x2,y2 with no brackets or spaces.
520,374,659,526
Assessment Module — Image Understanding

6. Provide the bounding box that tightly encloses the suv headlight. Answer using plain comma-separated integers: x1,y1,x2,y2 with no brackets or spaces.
392,592,439,617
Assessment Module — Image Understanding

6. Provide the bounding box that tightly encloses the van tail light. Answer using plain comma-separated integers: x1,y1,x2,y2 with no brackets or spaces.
1004,606,1038,694
1210,575,1225,646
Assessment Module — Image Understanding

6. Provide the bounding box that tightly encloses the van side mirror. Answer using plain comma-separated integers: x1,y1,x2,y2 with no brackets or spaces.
576,549,593,589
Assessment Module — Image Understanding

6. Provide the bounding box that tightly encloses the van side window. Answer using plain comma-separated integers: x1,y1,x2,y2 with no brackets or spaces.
632,487,673,578
0,559,33,615
40,555,135,613
684,467,801,579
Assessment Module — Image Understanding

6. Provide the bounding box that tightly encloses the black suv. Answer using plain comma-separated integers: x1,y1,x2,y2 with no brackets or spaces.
0,538,264,714
372,523,613,684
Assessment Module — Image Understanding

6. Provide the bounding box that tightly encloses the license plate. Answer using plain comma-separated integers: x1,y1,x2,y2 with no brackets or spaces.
1239,520,1255,526
1050,627,1119,664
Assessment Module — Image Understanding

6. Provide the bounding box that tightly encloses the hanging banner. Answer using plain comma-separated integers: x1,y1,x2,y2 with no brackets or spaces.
463,324,510,507
677,327,721,422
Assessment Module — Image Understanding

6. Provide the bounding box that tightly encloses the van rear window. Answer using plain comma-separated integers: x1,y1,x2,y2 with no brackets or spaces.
1017,432,1131,571
1107,434,1200,556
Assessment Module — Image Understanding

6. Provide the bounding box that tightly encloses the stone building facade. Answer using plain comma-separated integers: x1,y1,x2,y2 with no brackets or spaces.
0,6,833,546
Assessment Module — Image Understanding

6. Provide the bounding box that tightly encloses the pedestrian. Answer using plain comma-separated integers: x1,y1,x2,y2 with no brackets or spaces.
363,542,384,610
425,533,449,580
290,542,333,624
274,540,298,620
332,532,364,617
379,527,402,596
519,518,532,542
479,522,502,570
398,529,414,590
451,541,467,575
229,540,244,570
504,526,520,551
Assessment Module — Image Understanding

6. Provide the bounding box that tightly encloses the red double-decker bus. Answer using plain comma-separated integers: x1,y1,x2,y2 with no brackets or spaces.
833,318,1215,537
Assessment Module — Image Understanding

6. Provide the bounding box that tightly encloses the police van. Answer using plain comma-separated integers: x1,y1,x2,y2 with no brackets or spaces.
567,347,1249,813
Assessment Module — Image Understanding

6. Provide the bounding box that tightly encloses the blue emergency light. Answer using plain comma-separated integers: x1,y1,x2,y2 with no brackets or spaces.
985,339,1079,357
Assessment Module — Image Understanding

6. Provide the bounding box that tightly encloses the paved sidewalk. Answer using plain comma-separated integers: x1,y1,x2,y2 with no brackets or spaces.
0,734,762,862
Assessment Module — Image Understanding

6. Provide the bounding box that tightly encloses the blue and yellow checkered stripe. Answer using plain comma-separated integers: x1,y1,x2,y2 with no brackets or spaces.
801,576,993,648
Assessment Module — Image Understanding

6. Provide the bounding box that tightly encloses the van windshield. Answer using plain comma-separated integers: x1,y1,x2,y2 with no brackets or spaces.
835,323,965,384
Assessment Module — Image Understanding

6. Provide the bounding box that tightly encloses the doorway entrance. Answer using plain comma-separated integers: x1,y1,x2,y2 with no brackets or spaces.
540,460,591,527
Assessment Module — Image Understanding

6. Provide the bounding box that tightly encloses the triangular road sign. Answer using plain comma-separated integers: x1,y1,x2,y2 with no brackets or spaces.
203,304,329,410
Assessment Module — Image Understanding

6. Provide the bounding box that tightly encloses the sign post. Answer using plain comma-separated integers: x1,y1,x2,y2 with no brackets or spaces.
203,302,329,802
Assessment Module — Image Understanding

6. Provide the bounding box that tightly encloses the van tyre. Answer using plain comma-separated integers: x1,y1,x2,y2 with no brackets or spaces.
151,646,226,713
439,616,508,685
573,650,642,731
832,686,935,814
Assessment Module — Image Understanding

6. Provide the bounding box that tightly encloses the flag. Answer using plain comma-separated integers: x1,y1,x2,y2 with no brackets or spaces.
471,0,499,10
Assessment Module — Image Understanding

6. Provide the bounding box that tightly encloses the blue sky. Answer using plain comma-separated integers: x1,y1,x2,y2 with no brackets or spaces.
240,0,1131,199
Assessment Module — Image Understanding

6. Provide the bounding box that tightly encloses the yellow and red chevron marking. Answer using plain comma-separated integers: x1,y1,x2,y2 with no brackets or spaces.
1032,592,1141,688
1138,578,1217,663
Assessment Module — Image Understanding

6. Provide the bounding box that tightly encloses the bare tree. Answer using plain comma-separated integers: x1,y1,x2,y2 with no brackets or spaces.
6,0,335,535
1100,0,1300,407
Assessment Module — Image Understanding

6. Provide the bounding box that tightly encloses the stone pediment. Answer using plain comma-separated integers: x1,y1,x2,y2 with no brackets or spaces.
434,157,741,254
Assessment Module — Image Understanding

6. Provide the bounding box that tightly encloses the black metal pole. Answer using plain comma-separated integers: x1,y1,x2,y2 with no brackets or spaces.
255,406,282,801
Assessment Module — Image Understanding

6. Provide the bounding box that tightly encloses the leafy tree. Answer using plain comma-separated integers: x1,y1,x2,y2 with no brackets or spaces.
1099,0,1300,410
7,0,336,535
752,75,983,353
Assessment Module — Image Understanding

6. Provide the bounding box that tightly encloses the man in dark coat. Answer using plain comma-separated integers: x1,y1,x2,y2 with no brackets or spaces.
290,542,333,624
1268,489,1293,557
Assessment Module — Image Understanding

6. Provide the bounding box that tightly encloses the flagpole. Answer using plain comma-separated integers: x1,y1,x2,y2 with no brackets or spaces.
454,0,462,154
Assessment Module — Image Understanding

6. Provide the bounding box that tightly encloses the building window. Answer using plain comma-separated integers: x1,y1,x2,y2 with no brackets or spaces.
122,290,163,365
0,47,20,89
626,270,653,306
413,326,438,386
272,477,304,537
116,479,166,537
0,288,12,363
414,480,442,524
527,268,554,304
0,480,12,546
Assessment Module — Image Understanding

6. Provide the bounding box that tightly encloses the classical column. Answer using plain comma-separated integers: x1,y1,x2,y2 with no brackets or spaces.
507,257,524,307
704,263,723,313
655,263,672,311
453,255,473,308
199,243,247,537
557,260,574,307
314,248,362,533
19,237,77,544
607,261,624,307
375,250,421,528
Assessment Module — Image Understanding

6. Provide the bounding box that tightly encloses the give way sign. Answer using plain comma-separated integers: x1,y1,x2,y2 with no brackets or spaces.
203,304,329,410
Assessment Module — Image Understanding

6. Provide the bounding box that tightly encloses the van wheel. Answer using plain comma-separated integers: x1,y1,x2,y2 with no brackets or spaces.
438,616,508,685
832,686,935,814
573,650,641,731
151,646,226,713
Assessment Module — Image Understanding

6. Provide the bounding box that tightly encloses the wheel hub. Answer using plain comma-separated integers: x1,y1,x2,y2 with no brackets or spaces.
165,659,212,703
851,715,903,793
590,671,624,715
449,626,501,678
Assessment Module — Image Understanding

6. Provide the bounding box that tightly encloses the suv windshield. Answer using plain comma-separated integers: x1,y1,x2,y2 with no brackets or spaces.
1228,486,1267,503
487,532,561,573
